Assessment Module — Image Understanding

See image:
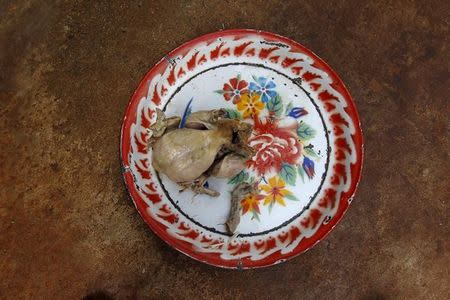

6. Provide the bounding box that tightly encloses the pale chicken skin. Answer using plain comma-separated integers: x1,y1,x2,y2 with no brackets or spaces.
148,108,256,233
152,126,232,182
148,109,253,197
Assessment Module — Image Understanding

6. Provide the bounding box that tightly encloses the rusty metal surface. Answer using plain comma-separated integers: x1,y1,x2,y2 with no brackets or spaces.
0,1,449,299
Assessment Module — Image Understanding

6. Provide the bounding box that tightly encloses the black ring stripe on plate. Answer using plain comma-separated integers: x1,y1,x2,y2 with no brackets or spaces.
154,62,330,237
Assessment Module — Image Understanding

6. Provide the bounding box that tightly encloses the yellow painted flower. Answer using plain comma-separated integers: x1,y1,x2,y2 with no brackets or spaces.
240,193,264,220
236,93,264,118
260,176,292,208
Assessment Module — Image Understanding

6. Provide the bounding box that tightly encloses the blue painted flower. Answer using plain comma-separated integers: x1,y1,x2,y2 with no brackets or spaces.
249,76,277,103
288,107,308,118
302,156,315,179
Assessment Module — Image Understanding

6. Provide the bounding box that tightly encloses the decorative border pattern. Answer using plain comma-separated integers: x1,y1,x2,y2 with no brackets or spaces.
120,29,363,268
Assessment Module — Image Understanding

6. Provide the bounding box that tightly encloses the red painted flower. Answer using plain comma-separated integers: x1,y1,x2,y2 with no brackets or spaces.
247,117,302,175
219,76,249,104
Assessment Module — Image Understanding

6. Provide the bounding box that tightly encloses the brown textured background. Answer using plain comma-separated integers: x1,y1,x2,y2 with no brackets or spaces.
1,0,449,299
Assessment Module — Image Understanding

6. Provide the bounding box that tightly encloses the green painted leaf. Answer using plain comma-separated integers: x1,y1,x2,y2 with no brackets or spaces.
268,200,274,213
228,170,249,184
297,121,316,140
285,193,299,201
224,108,242,120
304,147,319,158
280,164,297,186
285,101,293,115
266,95,283,116
215,90,225,94
252,211,260,221
298,166,305,183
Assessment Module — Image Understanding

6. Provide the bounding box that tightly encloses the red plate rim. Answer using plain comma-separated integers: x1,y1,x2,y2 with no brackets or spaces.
120,29,364,269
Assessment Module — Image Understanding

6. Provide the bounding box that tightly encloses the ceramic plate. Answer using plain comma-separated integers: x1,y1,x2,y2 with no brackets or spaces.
120,29,363,269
